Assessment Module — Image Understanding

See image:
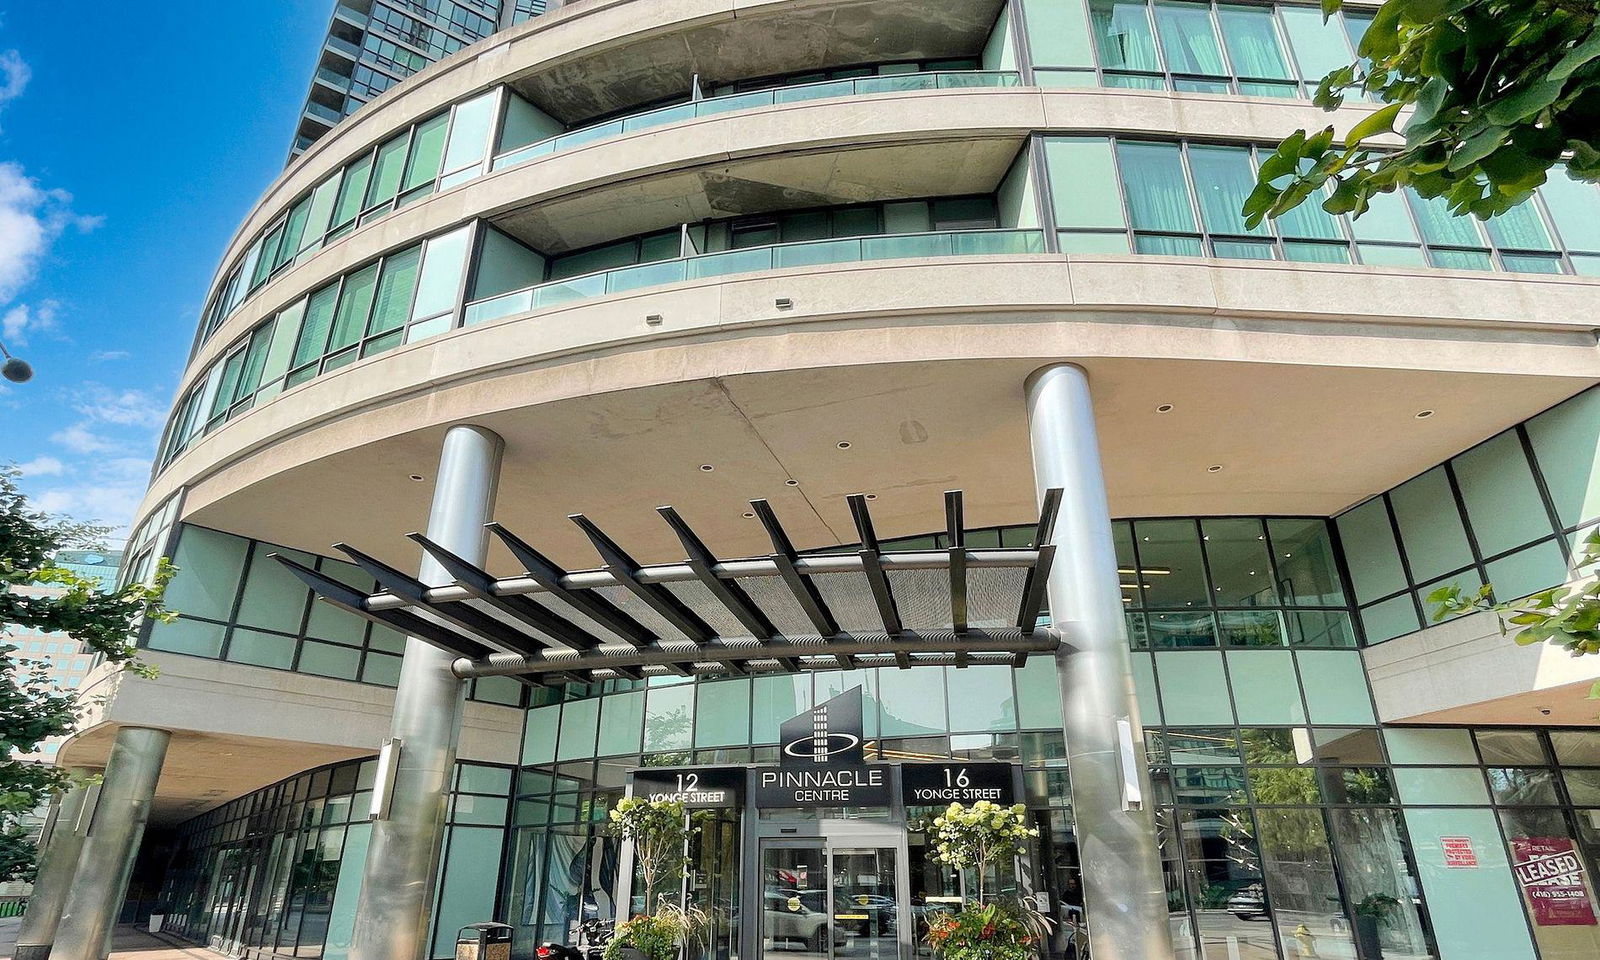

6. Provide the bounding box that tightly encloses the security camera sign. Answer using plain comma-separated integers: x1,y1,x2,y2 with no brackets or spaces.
1511,836,1599,926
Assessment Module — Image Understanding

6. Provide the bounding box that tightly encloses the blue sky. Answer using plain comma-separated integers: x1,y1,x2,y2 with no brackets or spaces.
0,1,329,539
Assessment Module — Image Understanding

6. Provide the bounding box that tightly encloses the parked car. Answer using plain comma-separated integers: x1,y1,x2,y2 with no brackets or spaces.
1227,886,1269,921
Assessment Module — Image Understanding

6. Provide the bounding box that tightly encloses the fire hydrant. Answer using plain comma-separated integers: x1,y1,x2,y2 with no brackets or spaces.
1292,923,1318,957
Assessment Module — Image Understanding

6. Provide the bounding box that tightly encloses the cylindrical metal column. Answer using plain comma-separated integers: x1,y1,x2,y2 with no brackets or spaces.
1024,364,1174,960
49,728,170,960
350,424,504,960
15,771,97,960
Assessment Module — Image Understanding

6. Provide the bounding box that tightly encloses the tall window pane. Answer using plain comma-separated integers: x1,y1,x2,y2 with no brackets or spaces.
1135,518,1209,607
1045,137,1127,228
1336,498,1406,603
1116,142,1198,233
1216,5,1291,79
1153,1,1226,75
331,155,373,229
1526,388,1600,529
291,283,342,371
1266,519,1347,606
1186,145,1265,236
1540,168,1600,251
1090,0,1162,71
401,113,449,194
1202,518,1277,605
365,133,410,208
1453,430,1553,556
1407,191,1485,248
443,91,498,173
367,247,422,335
327,263,381,353
1388,467,1474,582
1278,6,1353,82
1484,201,1555,251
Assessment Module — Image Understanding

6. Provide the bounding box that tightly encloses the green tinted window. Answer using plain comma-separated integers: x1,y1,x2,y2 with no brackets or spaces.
331,155,373,228
402,114,450,194
367,247,422,335
291,282,342,370
327,263,380,352
365,133,411,208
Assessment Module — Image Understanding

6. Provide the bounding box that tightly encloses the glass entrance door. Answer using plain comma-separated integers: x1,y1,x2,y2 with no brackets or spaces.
759,840,906,960
830,848,898,960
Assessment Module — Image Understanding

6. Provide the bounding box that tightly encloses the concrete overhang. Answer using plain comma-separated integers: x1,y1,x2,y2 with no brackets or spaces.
507,0,1008,122
59,651,524,825
1364,603,1600,727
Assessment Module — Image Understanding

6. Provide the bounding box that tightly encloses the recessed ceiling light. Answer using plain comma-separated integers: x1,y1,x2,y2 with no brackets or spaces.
864,493,878,501
1207,464,1224,473
1156,403,1174,414
1415,410,1435,419
409,474,425,482
837,440,852,449
785,478,799,486
742,511,755,519
699,464,715,472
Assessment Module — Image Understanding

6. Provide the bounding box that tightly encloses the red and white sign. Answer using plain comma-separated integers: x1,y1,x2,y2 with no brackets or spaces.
1441,836,1477,868
1511,836,1599,927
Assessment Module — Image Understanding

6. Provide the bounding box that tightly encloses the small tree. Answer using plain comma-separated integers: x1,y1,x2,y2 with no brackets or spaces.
608,796,693,914
0,464,174,881
927,801,1037,905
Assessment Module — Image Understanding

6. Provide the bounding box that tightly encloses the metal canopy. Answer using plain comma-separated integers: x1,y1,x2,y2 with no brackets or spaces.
273,489,1063,687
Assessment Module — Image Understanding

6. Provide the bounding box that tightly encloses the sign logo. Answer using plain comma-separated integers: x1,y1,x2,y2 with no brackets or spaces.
779,688,865,765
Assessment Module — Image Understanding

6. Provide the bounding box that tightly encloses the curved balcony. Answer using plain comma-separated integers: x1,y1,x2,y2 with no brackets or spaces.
463,228,1045,325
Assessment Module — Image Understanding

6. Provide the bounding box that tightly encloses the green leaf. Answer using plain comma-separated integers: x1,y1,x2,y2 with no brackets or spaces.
1552,27,1600,81
1587,680,1600,701
1448,126,1510,171
1320,0,1342,17
1484,78,1568,127
1346,102,1405,144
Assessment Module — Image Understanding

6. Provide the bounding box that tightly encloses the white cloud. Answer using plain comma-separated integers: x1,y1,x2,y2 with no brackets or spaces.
72,384,166,429
88,350,130,362
30,455,152,539
16,455,62,476
49,423,118,455
0,50,29,111
1,299,56,347
0,165,98,323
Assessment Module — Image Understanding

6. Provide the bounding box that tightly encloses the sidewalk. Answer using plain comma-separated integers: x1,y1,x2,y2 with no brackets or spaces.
0,918,231,960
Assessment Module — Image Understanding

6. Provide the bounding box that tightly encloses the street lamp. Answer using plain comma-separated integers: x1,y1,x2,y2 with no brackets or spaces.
0,340,32,383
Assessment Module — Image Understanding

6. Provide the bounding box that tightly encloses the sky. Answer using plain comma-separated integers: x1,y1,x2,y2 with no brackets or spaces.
0,1,330,541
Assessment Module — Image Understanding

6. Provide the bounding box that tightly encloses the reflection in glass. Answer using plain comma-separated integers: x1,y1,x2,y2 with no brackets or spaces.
1327,808,1435,960
1257,809,1356,960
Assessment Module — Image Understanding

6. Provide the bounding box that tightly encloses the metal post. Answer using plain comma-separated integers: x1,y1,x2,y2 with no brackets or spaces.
15,772,97,960
1024,364,1174,960
48,728,170,960
350,424,504,960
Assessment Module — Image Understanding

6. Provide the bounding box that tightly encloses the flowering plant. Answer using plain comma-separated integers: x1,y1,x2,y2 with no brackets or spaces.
927,801,1038,903
603,903,706,960
923,900,1036,960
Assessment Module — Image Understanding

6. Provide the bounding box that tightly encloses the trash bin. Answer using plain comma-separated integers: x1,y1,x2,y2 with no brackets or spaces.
148,914,165,934
457,922,513,960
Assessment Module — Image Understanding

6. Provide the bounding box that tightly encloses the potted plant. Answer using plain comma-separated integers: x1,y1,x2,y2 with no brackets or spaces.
605,797,706,960
922,801,1047,960
1351,893,1399,960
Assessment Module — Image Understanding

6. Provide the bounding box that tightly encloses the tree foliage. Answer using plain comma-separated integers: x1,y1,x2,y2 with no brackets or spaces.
607,796,696,914
0,464,174,881
1246,0,1600,228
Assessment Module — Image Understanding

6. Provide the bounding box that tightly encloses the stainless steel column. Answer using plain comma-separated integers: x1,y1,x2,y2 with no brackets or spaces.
49,727,170,960
15,772,96,960
1025,364,1174,960
350,424,504,960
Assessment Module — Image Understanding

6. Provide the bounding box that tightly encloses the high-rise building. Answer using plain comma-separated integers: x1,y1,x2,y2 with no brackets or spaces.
22,4,1600,960
290,0,553,160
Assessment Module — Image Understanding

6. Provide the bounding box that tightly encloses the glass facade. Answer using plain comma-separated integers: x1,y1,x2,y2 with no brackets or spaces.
1044,136,1600,270
159,756,512,960
141,523,528,706
1336,386,1599,645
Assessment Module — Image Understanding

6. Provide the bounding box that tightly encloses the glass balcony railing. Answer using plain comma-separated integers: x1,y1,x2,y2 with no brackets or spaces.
491,71,1024,172
462,228,1046,326
304,100,344,125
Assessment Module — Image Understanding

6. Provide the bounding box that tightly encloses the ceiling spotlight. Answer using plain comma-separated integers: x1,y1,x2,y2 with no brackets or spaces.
865,493,878,501
699,464,715,472
409,474,425,482
1415,410,1435,419
785,478,799,486
742,511,756,519
1207,464,1224,473
837,440,852,449
1156,403,1174,414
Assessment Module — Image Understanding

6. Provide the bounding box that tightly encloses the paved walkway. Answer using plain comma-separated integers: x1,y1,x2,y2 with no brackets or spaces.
0,918,230,960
